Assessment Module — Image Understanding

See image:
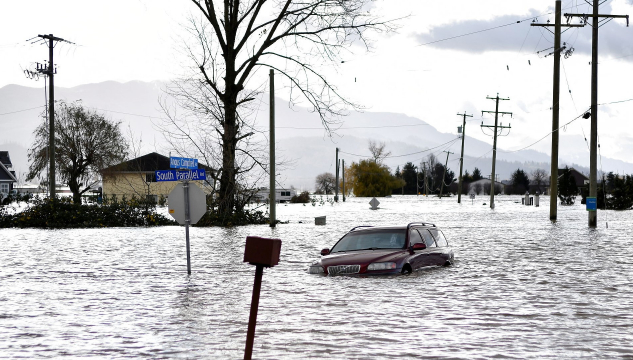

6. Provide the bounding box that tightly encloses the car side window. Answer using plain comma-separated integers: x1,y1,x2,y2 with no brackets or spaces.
409,229,423,246
419,229,437,248
429,229,448,247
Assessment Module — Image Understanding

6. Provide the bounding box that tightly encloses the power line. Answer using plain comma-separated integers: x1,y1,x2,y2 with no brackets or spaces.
339,137,460,160
0,105,45,116
500,108,590,153
418,5,581,47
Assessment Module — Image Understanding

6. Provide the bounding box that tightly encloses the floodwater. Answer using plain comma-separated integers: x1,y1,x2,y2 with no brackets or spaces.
1,195,632,359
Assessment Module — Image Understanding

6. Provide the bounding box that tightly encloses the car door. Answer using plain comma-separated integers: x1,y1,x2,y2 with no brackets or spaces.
407,229,428,270
428,229,451,265
418,229,441,266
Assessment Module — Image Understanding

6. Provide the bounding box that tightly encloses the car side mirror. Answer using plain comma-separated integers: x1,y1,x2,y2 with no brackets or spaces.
321,248,330,256
411,243,426,251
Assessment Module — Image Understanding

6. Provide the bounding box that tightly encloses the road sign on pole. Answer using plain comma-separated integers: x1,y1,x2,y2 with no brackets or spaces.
170,156,198,170
168,182,207,274
156,169,206,182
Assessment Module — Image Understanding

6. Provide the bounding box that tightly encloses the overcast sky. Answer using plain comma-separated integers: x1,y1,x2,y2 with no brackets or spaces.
1,0,632,165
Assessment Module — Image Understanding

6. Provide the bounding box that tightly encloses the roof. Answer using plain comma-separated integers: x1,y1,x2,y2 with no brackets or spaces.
0,161,17,182
558,167,589,187
102,152,213,173
0,151,12,168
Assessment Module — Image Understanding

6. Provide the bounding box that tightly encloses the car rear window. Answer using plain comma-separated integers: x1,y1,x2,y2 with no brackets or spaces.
331,229,406,253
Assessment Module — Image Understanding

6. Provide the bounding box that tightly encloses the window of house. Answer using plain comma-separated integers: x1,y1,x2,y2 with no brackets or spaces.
146,173,156,183
280,191,290,196
0,183,8,194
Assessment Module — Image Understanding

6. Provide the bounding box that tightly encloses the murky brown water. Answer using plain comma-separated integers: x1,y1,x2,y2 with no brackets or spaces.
1,195,632,359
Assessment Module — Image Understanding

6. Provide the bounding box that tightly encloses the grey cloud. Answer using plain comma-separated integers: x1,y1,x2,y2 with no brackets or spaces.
414,5,633,60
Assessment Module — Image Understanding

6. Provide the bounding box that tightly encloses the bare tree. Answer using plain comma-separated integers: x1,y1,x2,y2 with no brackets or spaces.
531,169,548,194
27,101,127,204
368,140,391,164
160,0,395,222
314,172,335,194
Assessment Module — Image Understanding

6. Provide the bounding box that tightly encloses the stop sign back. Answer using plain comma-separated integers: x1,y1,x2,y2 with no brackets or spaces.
168,183,207,225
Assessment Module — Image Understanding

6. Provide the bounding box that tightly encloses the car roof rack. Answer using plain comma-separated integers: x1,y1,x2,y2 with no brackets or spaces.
407,222,436,231
349,225,374,232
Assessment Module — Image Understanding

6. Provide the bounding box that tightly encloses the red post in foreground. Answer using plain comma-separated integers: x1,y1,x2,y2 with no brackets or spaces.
243,236,281,360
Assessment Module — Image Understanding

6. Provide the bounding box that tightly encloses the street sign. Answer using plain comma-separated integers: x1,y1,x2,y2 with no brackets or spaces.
170,156,198,169
168,182,207,225
586,197,597,211
369,197,380,210
156,169,206,182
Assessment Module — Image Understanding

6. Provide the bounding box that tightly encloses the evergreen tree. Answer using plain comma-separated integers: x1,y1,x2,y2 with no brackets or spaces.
558,166,578,205
472,167,483,181
510,168,530,194
401,162,418,194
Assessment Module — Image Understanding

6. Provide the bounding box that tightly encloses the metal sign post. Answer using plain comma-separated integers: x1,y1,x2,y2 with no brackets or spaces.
243,236,281,360
163,157,207,274
183,180,191,274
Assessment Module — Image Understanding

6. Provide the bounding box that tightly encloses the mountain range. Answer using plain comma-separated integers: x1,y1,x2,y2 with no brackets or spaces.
2,81,632,191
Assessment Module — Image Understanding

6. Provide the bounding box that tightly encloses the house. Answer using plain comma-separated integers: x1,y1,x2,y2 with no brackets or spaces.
252,188,297,203
0,151,18,197
559,167,589,192
101,152,213,201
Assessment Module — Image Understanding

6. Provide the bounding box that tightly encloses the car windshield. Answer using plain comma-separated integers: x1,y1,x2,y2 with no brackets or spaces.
331,229,406,253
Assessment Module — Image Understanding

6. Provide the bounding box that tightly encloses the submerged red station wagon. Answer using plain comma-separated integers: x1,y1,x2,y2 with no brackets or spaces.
308,222,454,275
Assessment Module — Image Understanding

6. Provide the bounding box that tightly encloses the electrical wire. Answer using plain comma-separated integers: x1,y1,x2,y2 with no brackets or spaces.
417,4,583,47
0,105,46,116
500,108,590,153
339,137,460,160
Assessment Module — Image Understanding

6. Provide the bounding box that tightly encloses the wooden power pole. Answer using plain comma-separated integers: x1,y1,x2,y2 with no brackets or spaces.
457,112,472,203
532,0,585,221
269,70,276,227
439,151,453,199
334,148,339,202
31,34,72,198
565,2,629,228
481,94,512,209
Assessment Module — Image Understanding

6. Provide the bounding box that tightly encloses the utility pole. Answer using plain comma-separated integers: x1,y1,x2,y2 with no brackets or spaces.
269,70,276,228
422,162,428,196
457,112,473,203
334,148,339,202
416,166,419,196
342,159,346,202
532,1,585,221
481,94,512,209
29,34,72,198
565,3,629,228
439,151,454,199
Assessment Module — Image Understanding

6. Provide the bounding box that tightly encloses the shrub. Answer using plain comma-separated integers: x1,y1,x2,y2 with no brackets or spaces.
290,191,311,203
0,196,176,228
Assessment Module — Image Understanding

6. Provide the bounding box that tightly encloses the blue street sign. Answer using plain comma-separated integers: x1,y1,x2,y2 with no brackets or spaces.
156,169,206,182
170,157,198,170
586,197,597,211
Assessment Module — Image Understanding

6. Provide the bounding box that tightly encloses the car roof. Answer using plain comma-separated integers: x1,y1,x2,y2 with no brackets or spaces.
348,222,437,233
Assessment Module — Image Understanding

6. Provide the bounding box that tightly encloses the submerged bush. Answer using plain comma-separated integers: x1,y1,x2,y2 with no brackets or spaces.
195,207,269,227
290,191,311,203
0,196,176,228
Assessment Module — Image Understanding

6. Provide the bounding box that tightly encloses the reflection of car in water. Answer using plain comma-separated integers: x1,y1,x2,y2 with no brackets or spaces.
308,223,454,275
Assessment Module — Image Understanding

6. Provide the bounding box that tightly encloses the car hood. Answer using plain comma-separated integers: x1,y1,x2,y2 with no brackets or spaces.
321,249,406,266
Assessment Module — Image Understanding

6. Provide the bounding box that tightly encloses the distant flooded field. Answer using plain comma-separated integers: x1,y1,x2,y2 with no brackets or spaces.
1,195,632,359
